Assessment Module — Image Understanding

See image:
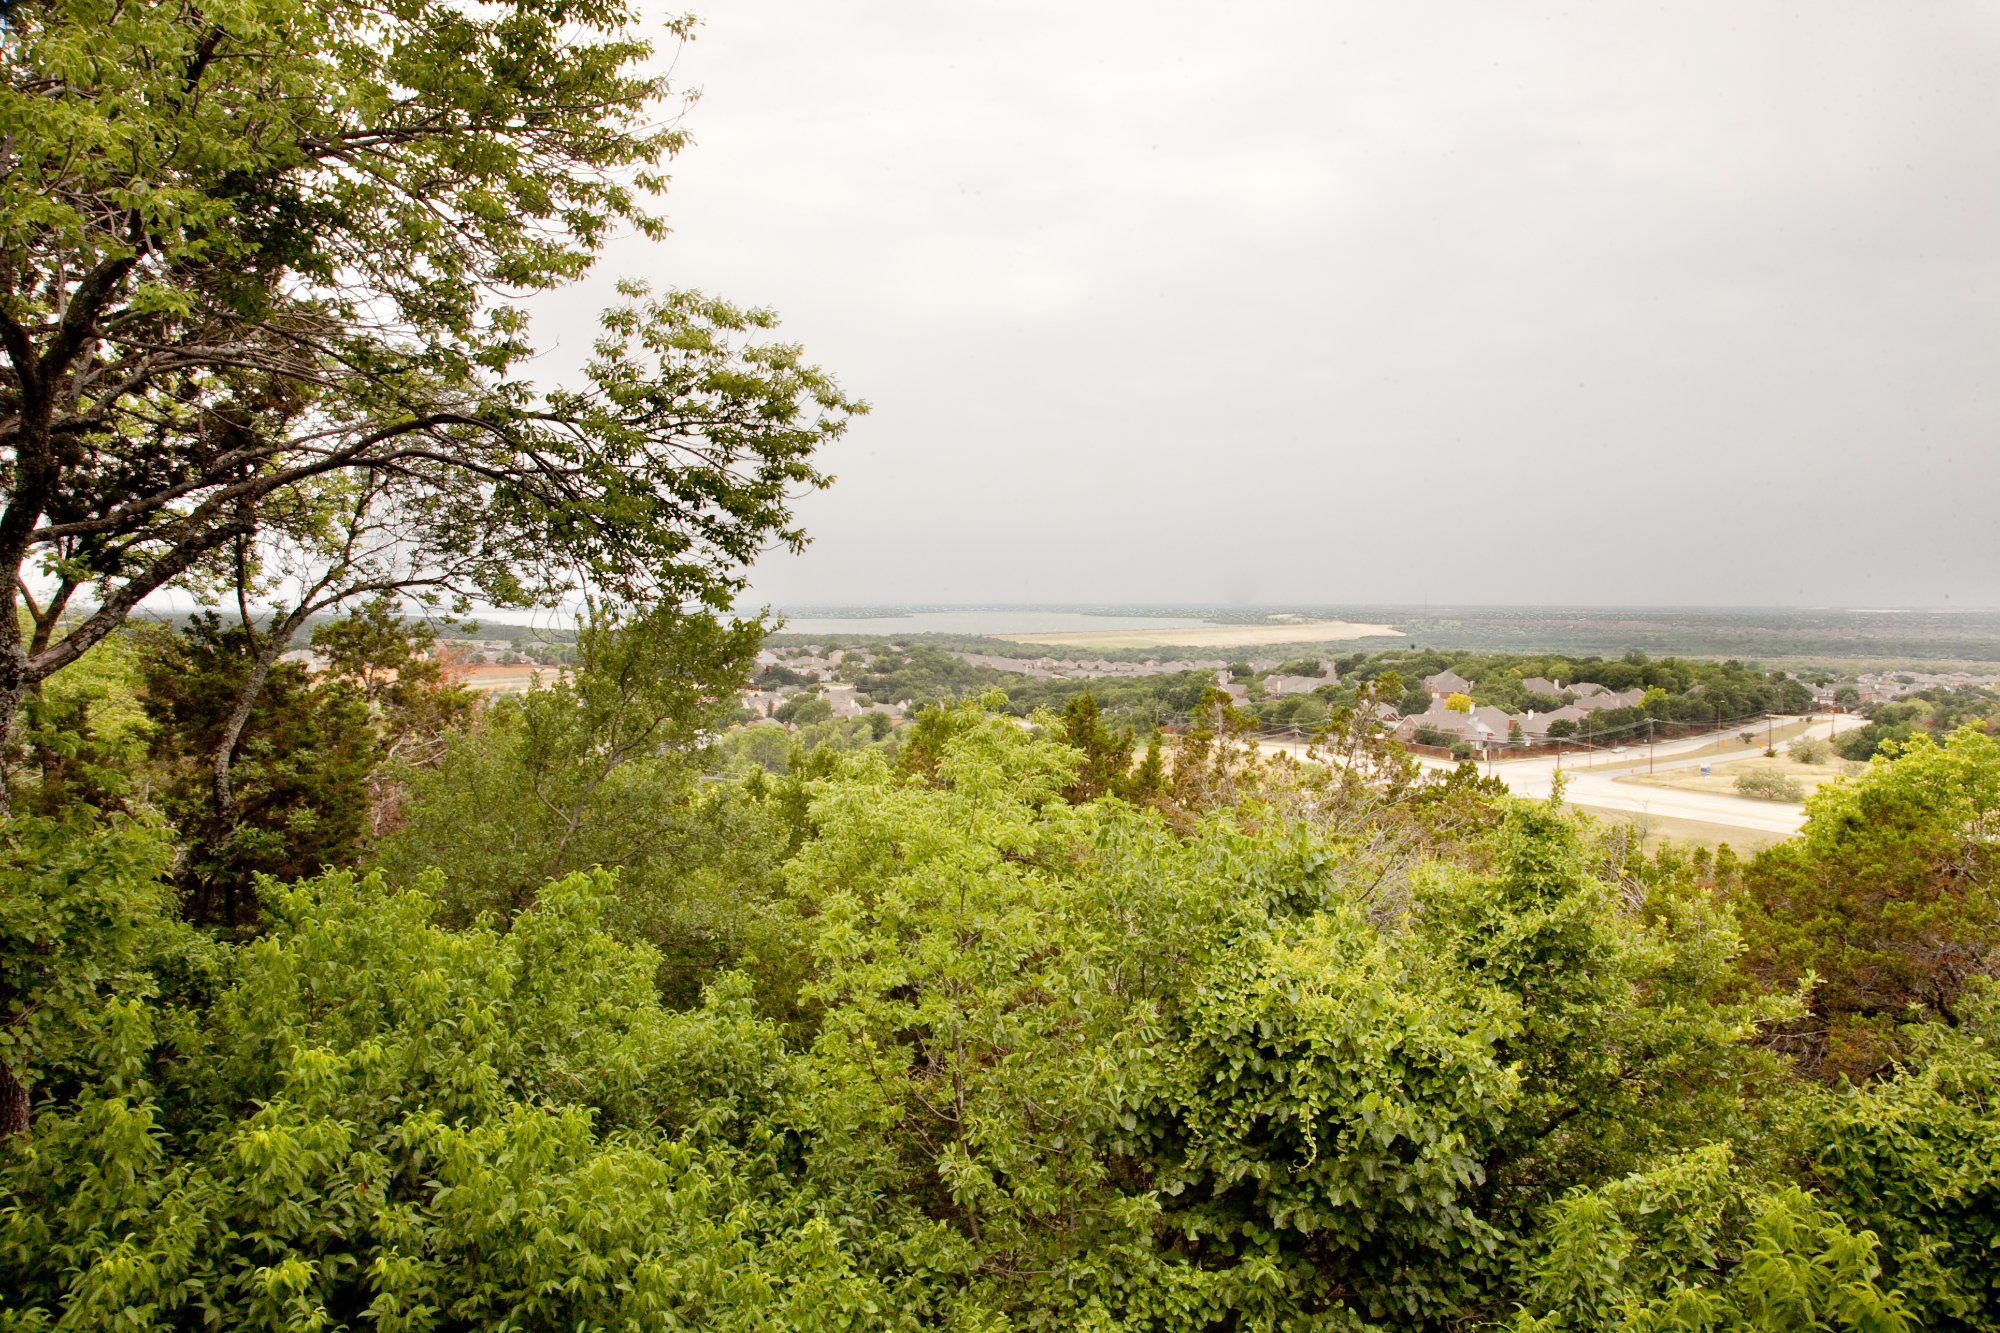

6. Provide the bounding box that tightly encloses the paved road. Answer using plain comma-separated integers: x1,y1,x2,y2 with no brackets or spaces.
1441,715,1861,836
1258,715,1863,838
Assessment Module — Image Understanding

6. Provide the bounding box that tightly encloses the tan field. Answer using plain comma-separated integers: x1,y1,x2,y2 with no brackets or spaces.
1573,807,1790,854
996,620,1405,650
1618,755,1857,800
459,663,556,693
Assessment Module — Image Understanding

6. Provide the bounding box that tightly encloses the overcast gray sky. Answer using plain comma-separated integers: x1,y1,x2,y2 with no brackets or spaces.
536,1,2000,608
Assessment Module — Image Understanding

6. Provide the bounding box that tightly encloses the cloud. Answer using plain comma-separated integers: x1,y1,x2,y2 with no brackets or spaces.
537,0,2000,608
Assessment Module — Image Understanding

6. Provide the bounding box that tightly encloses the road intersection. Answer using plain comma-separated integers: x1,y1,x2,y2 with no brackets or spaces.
1439,714,1861,837
1259,714,1863,839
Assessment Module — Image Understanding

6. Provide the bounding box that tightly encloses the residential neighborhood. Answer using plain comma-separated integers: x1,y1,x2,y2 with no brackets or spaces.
737,645,908,724
1393,671,1649,753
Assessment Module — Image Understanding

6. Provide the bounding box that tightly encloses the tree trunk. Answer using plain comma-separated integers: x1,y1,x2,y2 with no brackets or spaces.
211,609,307,827
0,656,24,820
212,651,276,828
0,1063,27,1139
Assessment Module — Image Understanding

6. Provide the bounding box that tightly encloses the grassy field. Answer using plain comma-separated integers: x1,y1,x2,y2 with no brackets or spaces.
459,663,551,693
1573,806,1791,854
1617,754,1856,800
996,620,1404,650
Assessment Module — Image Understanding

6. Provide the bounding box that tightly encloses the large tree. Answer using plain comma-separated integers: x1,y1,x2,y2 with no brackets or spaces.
1738,726,2000,1080
0,0,860,799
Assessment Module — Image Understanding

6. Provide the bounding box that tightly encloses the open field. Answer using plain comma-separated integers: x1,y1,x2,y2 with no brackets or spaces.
459,663,552,693
1571,807,1790,854
996,620,1404,650
1618,755,1858,800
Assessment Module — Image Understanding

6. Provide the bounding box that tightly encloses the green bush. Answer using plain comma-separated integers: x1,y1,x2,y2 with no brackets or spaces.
1799,984,2000,1330
1507,1145,1911,1332
0,869,971,1331
1736,770,1806,801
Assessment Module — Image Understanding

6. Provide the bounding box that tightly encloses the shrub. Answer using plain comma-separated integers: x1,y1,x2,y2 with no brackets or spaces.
1736,770,1805,801
1506,1145,1911,1332
1800,984,2000,1329
1790,736,1832,764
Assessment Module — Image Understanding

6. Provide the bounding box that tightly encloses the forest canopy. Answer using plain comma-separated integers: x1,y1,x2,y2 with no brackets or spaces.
6,690,1999,1329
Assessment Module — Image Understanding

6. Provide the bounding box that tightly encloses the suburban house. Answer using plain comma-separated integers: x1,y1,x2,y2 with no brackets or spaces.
1423,670,1475,698
1394,698,1515,750
1571,686,1646,713
1518,704,1591,737
1263,674,1331,698
1394,696,1605,750
821,684,902,720
1517,677,1644,711
739,689,787,718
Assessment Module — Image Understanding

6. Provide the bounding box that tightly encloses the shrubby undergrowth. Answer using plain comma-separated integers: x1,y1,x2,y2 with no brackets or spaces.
4,695,1996,1331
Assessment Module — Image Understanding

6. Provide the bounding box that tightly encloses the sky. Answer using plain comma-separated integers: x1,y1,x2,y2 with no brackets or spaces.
532,1,2000,609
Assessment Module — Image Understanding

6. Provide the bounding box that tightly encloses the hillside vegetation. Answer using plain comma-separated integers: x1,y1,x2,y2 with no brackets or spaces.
4,619,2000,1329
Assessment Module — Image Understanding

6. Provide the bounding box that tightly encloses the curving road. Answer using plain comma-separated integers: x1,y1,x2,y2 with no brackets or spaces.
1429,714,1861,836
1257,715,1863,838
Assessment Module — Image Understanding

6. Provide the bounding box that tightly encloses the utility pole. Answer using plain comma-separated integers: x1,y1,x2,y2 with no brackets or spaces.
1648,717,1655,774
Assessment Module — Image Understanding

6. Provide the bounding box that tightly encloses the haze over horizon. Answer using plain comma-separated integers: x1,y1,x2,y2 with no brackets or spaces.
535,1,2000,609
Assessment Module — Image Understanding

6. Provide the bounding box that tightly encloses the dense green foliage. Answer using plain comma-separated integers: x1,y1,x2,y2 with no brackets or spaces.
5,684,1996,1328
1836,686,2000,762
1737,727,2000,1082
1798,989,2000,1331
137,616,379,925
1,870,960,1329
